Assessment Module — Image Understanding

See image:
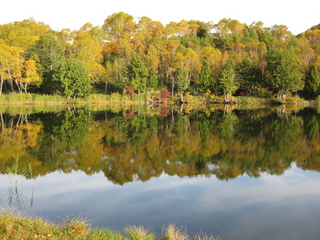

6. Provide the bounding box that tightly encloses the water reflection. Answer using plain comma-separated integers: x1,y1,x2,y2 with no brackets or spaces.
0,107,320,183
1,106,320,239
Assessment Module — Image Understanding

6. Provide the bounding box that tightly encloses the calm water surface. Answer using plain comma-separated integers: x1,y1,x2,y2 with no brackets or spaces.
1,107,320,240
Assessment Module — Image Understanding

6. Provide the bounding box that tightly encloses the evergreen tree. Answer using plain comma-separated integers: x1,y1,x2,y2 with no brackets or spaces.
305,63,320,98
217,59,238,101
123,54,149,94
27,30,64,93
148,67,159,89
52,59,90,99
197,57,213,93
236,57,263,94
174,66,189,93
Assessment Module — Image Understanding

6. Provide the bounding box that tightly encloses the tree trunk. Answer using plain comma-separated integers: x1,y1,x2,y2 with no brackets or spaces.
171,77,175,95
14,79,22,93
180,93,184,103
0,74,3,95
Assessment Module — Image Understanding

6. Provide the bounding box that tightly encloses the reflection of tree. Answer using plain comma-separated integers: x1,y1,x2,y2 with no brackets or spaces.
1,108,320,185
32,109,91,168
173,114,189,138
0,113,41,169
302,108,320,142
262,114,303,174
217,111,237,145
296,108,320,171
196,113,212,144
124,114,149,148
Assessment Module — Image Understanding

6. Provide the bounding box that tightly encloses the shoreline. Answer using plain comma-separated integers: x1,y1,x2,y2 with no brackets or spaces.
0,211,217,240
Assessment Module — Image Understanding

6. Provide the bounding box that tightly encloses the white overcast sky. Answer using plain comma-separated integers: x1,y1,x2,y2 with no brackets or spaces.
1,0,319,35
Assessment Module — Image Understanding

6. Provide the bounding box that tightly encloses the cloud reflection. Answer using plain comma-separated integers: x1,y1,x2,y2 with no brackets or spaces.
1,165,320,240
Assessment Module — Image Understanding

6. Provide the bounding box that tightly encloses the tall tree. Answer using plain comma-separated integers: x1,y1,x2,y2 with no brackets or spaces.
173,66,189,102
17,59,41,93
28,30,64,93
123,54,149,94
305,63,320,98
0,39,24,94
197,57,213,93
217,59,238,101
236,57,262,94
70,23,105,83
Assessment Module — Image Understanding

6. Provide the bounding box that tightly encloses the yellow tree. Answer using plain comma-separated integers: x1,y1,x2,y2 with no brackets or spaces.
0,18,50,51
0,40,24,94
17,60,41,93
202,46,222,79
214,18,245,38
165,20,192,37
297,37,315,71
184,48,201,83
159,38,181,85
70,23,105,83
102,12,137,63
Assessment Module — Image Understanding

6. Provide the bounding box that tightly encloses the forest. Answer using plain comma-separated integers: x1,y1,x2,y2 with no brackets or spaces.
0,12,320,101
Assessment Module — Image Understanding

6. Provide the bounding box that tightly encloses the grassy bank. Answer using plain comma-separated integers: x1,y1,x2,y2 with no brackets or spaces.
0,212,217,240
0,93,151,105
0,92,315,109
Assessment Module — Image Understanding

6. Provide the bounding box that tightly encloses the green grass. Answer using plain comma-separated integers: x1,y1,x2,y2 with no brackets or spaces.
0,93,66,104
0,212,218,240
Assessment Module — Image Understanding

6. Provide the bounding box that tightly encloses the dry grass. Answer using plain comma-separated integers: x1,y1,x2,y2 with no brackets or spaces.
125,225,156,240
0,212,218,240
163,224,189,240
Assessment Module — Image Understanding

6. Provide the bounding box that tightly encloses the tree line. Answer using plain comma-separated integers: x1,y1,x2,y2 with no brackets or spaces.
0,13,320,100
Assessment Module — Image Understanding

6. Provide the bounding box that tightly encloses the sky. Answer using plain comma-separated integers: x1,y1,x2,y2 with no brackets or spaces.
1,0,319,35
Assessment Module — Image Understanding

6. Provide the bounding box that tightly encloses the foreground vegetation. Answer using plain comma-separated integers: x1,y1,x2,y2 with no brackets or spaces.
0,212,217,240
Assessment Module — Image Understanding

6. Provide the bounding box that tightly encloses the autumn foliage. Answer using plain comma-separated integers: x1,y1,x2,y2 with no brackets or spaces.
0,16,320,99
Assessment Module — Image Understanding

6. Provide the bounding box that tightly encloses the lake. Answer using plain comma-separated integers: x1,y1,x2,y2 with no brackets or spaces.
1,106,320,240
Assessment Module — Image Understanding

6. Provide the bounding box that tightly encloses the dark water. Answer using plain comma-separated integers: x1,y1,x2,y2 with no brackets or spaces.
1,107,320,240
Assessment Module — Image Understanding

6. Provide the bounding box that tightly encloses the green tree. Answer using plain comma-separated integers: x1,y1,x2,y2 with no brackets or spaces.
52,59,90,99
236,57,262,94
305,63,320,98
265,48,303,98
197,57,213,93
173,66,189,102
123,54,149,94
148,67,159,89
27,30,64,93
174,66,189,92
217,59,238,101
33,109,91,164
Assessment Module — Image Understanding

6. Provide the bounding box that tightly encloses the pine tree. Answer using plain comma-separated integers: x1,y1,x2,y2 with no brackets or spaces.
197,57,213,93
305,63,320,98
174,66,189,92
217,59,238,101
124,54,149,94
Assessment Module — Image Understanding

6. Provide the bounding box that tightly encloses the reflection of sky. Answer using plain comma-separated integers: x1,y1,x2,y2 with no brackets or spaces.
1,165,320,240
